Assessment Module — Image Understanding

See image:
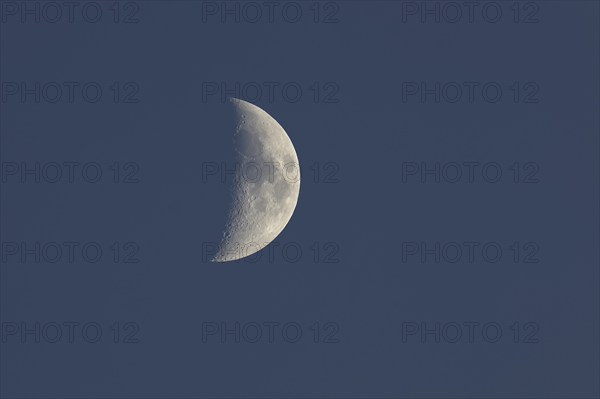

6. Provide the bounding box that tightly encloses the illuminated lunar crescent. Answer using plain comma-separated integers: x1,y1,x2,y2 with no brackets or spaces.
211,98,300,262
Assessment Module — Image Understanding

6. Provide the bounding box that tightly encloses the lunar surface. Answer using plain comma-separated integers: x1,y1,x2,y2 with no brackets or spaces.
212,98,300,262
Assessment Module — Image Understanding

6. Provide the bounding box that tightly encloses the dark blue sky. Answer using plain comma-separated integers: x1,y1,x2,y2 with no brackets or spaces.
1,1,599,398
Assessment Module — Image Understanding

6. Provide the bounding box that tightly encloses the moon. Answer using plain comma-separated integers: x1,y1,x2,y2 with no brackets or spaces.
211,98,300,262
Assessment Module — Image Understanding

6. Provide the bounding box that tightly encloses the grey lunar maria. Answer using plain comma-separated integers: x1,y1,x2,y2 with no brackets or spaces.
211,98,301,262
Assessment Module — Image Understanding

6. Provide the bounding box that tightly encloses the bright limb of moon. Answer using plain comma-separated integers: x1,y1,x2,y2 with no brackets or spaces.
211,98,300,262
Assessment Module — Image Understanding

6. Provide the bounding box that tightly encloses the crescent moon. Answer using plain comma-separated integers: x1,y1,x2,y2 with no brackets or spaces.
211,98,301,262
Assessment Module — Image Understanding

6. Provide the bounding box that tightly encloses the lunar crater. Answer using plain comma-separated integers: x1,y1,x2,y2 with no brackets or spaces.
211,98,300,262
